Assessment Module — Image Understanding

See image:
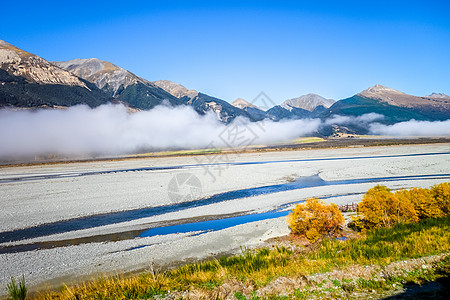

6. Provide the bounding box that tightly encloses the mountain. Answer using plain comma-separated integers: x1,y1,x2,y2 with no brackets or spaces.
3,39,449,129
323,84,450,123
0,40,111,108
426,93,450,100
153,80,198,99
359,84,448,109
269,93,335,122
231,98,261,110
266,105,312,121
231,98,266,121
281,93,335,112
153,80,249,122
53,59,182,110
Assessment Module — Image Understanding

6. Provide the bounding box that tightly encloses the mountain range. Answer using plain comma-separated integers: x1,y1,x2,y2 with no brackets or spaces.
1,39,449,134
53,58,182,110
0,40,111,108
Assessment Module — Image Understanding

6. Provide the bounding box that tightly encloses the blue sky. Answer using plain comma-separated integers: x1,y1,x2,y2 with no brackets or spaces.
1,0,449,104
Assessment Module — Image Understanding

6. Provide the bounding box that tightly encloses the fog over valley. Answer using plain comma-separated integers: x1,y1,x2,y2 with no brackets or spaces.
1,104,449,157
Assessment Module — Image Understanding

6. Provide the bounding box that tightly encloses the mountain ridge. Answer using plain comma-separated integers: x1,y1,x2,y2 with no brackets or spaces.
357,84,449,109
153,79,250,122
426,92,450,100
231,98,262,110
0,39,112,108
281,93,335,112
1,40,449,129
53,58,182,110
0,40,88,88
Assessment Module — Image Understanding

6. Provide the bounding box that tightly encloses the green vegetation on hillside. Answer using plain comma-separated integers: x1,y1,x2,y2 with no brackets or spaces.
325,95,439,123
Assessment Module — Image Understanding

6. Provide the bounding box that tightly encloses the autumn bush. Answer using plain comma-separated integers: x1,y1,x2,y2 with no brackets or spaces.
287,198,345,241
431,182,450,214
398,187,444,219
357,185,418,229
353,182,450,230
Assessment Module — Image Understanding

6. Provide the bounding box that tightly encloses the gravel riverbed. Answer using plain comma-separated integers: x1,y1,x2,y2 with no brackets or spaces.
0,144,449,294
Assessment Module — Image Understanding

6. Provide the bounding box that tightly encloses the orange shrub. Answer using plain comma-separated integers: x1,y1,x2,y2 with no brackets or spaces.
357,185,418,229
287,198,345,241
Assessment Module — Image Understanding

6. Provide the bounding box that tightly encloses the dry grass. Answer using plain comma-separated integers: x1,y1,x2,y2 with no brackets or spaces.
290,137,325,144
34,215,450,299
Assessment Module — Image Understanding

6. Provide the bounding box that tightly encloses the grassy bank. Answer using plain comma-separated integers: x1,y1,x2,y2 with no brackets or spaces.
34,215,450,299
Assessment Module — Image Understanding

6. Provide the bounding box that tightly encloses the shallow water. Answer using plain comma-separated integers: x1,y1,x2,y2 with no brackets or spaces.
2,172,449,245
1,151,448,183
1,172,449,254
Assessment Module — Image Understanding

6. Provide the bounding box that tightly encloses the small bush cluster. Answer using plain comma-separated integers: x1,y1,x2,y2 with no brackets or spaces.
33,214,450,299
287,198,345,241
353,182,450,230
7,276,27,300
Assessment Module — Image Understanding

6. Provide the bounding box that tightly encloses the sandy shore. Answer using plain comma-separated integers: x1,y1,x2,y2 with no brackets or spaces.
0,144,449,294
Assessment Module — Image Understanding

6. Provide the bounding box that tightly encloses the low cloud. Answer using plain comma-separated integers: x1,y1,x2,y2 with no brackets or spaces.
1,105,448,158
325,113,384,125
369,119,450,136
0,104,321,157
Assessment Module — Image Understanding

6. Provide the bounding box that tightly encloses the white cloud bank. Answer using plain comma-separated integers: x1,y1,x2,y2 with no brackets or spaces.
0,104,320,157
325,113,385,125
369,119,450,136
1,104,448,158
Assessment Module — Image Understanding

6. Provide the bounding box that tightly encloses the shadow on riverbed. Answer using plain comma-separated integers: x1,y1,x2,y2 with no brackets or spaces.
1,173,449,247
382,275,450,299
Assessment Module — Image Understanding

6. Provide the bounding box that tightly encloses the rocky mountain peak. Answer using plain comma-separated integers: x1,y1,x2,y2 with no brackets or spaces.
357,84,450,110
426,92,450,100
360,84,405,96
281,93,335,112
231,98,262,110
56,58,121,77
153,80,199,99
0,39,88,88
53,58,146,96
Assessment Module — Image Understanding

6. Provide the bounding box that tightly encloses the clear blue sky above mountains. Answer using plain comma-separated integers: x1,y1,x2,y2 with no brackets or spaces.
2,0,449,104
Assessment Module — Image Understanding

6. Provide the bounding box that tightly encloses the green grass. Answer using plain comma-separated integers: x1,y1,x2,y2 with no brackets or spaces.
291,258,450,299
315,216,450,266
7,276,27,300
35,215,450,299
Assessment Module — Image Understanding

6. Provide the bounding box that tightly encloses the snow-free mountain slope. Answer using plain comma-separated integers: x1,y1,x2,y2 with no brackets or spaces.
0,40,87,88
153,80,249,122
153,80,199,99
426,93,450,100
0,40,111,108
231,98,262,110
54,58,181,110
358,84,449,109
231,98,266,121
323,85,450,123
281,93,335,112
54,58,134,95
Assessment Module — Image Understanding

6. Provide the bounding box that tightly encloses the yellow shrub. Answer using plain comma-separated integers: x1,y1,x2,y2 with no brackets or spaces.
397,187,444,219
431,182,450,214
357,185,418,229
287,198,345,241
